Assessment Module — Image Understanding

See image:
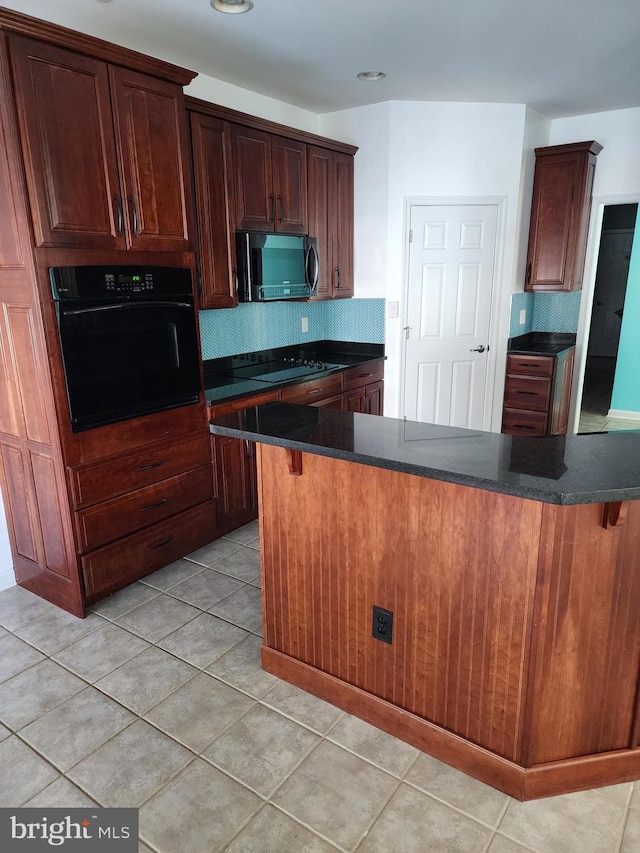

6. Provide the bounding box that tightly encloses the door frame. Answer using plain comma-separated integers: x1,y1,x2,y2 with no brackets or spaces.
400,196,507,431
569,192,640,433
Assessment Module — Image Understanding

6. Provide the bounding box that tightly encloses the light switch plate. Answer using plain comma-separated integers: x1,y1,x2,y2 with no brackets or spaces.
301,316,308,332
519,309,526,324
387,301,399,319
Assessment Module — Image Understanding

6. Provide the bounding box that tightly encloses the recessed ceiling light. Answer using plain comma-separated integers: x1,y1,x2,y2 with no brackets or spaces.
357,71,386,82
211,0,254,13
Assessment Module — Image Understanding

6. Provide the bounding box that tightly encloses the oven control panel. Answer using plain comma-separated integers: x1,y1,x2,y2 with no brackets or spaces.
49,265,193,299
105,272,155,292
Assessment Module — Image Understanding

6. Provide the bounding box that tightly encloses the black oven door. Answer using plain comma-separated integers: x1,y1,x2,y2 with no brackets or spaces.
56,299,201,432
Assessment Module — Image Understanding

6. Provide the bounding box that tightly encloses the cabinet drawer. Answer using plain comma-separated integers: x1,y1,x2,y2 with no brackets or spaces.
281,373,342,404
209,390,279,418
82,500,216,600
342,360,385,391
504,375,552,412
506,354,554,377
502,408,548,435
75,464,214,553
69,432,211,509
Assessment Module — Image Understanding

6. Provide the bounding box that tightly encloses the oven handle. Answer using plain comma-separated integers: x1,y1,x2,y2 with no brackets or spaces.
61,302,192,316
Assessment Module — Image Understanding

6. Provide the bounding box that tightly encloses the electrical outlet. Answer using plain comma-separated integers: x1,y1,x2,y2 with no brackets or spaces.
519,309,526,325
372,605,393,644
301,316,309,333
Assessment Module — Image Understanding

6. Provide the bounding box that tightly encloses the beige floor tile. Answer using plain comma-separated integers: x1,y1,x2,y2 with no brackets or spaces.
145,673,255,753
139,759,261,853
0,626,7,639
14,609,104,655
139,557,204,591
115,593,200,643
404,752,508,826
206,634,280,698
261,680,344,734
272,740,398,850
21,687,135,771
621,807,640,852
212,548,261,582
158,612,248,669
487,834,537,853
248,574,261,588
0,723,10,741
499,789,626,853
209,585,263,633
222,521,259,546
593,781,634,806
0,736,59,806
327,713,419,778
90,582,159,621
167,569,245,610
52,622,150,682
630,783,640,811
185,538,244,569
203,704,319,796
94,646,198,715
0,585,60,631
225,804,335,852
0,659,86,730
0,633,46,683
68,719,193,807
359,783,492,852
23,776,99,807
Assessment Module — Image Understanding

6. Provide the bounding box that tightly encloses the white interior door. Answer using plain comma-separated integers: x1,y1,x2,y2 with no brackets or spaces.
403,204,498,428
588,230,633,358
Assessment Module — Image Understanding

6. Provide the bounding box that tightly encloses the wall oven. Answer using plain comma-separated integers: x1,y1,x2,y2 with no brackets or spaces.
50,265,202,433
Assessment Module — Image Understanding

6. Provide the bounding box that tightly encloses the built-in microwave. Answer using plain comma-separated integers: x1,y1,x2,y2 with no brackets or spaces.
236,232,319,301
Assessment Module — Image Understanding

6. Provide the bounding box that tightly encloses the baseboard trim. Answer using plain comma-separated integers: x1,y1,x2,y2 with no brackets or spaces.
261,646,640,800
607,409,640,422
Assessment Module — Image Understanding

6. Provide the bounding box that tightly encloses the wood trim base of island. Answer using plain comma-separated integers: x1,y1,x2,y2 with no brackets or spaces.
254,442,640,801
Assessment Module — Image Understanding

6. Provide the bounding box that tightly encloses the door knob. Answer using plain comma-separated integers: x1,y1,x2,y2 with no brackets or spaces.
470,345,487,353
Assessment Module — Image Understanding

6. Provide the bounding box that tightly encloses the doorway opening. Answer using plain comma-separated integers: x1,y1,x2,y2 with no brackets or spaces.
578,202,637,432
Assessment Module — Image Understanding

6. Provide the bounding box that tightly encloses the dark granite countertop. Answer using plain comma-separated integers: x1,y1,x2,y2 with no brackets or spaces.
209,402,640,505
508,332,576,356
205,341,384,406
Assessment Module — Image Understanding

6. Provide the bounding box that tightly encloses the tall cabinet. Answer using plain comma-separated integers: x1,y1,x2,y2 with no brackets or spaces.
0,11,215,616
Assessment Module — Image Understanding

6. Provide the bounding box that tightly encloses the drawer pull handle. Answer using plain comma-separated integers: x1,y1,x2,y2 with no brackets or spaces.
141,499,168,513
308,389,322,394
137,461,165,471
148,536,173,551
515,425,536,430
358,373,373,378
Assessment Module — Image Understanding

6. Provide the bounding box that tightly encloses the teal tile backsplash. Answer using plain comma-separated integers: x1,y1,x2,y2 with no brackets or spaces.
199,299,385,359
510,292,582,338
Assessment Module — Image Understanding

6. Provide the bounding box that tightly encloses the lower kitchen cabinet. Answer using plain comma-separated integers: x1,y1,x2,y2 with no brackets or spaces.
502,349,575,435
343,361,385,415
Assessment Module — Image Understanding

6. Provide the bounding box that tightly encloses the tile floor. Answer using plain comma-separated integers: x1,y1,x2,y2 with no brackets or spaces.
578,356,640,434
0,521,639,852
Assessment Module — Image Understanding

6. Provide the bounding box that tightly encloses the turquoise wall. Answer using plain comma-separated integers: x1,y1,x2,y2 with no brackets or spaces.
199,298,385,359
610,207,640,412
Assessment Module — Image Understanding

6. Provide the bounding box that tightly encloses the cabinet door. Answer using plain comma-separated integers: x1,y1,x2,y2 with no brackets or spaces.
366,381,384,416
190,113,236,308
212,435,257,532
548,348,575,435
332,152,354,298
344,388,366,413
272,135,307,234
307,145,332,298
9,36,124,249
109,66,193,252
231,124,273,231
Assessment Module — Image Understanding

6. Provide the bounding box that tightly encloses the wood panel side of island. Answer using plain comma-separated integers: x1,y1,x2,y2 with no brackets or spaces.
257,444,542,763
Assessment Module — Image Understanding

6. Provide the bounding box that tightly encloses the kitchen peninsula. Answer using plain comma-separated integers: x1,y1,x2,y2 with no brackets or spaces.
210,403,640,800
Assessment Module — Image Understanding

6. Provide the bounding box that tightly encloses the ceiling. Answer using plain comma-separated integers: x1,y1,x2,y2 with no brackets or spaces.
3,0,640,118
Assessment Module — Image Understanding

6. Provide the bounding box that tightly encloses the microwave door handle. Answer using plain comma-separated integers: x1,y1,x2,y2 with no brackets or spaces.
306,242,319,289
62,302,192,316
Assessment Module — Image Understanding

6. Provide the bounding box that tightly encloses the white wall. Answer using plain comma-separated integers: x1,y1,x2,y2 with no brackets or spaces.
0,498,13,591
186,73,321,135
321,101,531,426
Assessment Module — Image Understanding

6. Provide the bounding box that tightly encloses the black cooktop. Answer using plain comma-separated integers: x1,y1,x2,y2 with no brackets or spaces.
231,359,347,384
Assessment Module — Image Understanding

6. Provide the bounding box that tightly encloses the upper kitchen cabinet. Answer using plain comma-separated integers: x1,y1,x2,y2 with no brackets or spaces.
524,140,602,292
231,124,307,234
189,111,237,308
9,35,194,252
308,145,354,299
